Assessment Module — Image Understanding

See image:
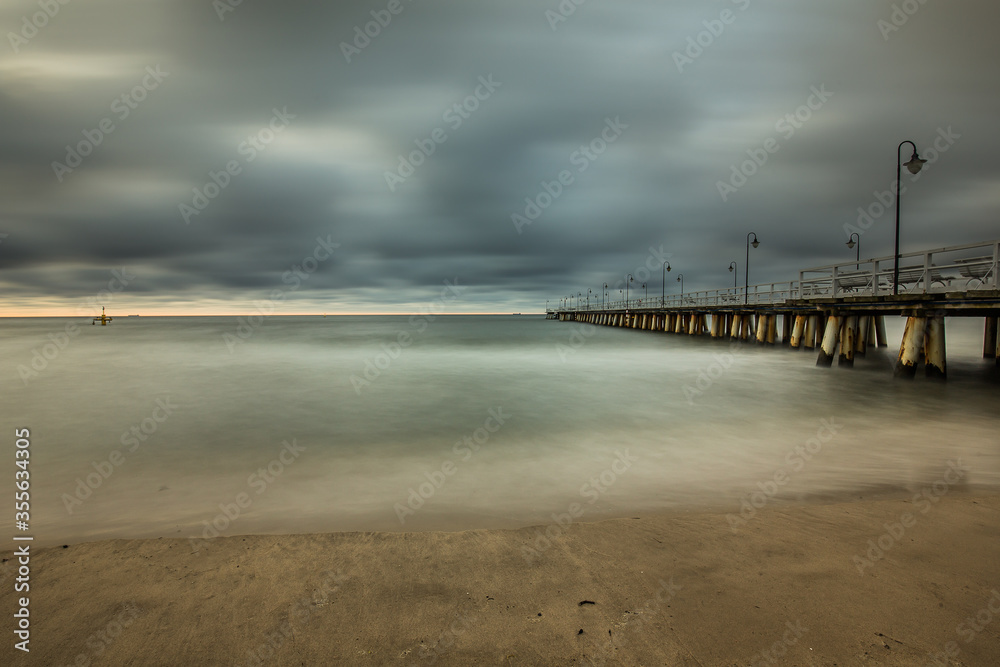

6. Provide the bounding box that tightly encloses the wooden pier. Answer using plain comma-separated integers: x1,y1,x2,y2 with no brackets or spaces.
549,240,1000,379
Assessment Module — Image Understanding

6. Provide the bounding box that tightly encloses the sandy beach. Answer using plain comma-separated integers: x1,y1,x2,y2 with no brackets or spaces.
3,493,998,666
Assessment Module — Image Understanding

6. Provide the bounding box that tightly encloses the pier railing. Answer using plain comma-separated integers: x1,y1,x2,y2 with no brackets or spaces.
798,239,999,300
556,239,1000,311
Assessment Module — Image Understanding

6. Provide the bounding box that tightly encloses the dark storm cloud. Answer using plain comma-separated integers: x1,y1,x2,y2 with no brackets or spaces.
1,0,998,313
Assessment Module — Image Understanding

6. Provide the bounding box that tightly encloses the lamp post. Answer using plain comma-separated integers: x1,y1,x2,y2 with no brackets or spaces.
588,288,592,310
893,140,926,295
676,273,684,301
745,232,760,305
641,282,647,304
577,292,582,309
728,261,738,288
846,232,860,270
626,274,633,309
603,283,608,309
619,288,623,306
661,261,671,307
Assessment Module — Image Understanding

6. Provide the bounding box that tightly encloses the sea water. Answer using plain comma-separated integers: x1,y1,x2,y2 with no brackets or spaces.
2,315,998,546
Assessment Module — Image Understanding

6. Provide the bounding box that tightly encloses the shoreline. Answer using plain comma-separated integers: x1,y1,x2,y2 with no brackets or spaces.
4,493,999,665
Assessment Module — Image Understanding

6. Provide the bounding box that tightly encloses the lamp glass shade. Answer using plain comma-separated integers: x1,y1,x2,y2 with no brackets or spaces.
847,240,855,249
905,153,926,175
751,240,760,248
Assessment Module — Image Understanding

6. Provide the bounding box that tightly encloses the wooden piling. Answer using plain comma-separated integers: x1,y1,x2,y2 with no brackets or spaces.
755,314,768,344
925,315,946,379
838,315,857,367
766,314,777,345
816,314,841,366
781,313,791,346
856,316,869,357
804,315,817,350
894,316,927,378
985,317,998,358
790,315,806,349
874,316,887,348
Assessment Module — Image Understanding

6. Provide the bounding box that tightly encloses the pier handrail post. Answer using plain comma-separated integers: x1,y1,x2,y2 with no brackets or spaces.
871,259,879,297
994,242,1000,289
832,264,839,297
923,252,932,293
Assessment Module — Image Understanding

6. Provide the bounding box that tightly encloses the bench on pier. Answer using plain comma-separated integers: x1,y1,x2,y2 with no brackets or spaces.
834,272,873,291
955,256,995,285
894,266,953,291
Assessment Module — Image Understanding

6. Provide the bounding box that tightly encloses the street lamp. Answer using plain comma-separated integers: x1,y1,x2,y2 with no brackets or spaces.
745,232,760,305
847,232,860,270
641,282,647,304
626,274,633,309
676,273,684,302
587,288,592,310
728,261,738,288
893,140,926,295
578,292,582,309
661,261,671,307
603,283,608,309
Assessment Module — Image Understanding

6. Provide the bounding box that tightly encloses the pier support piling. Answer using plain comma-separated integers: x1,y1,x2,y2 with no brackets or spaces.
875,316,887,348
894,316,927,379
791,315,806,349
985,317,998,359
838,316,857,367
816,315,841,366
924,315,947,380
804,315,818,350
755,315,768,344
856,316,870,357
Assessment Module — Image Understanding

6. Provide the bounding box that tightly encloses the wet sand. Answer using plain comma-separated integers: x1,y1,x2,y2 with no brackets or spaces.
3,493,998,666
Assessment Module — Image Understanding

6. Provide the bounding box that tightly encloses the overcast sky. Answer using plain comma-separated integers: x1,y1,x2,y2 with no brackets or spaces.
1,0,998,315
